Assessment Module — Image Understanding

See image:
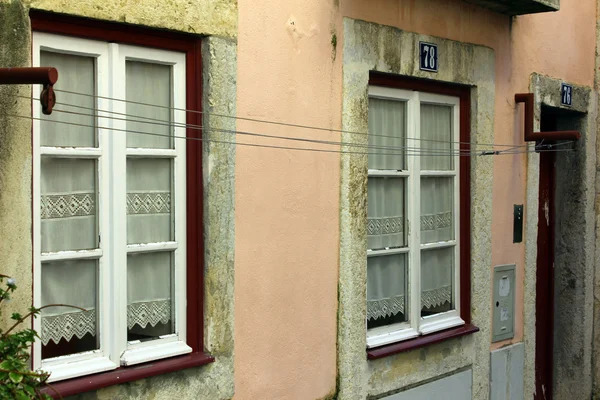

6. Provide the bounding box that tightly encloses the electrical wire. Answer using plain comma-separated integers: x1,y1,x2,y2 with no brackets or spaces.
37,93,523,152
50,89,528,150
2,112,576,158
51,108,479,157
22,93,557,155
20,94,498,155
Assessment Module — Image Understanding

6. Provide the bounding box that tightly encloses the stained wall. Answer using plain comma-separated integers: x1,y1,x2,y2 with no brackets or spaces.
234,0,597,399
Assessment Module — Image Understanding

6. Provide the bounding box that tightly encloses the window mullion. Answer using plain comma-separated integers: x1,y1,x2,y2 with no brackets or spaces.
109,42,128,363
409,92,421,332
96,42,114,365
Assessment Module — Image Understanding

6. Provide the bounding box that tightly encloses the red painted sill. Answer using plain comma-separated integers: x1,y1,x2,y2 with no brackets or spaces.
42,352,214,398
367,324,479,360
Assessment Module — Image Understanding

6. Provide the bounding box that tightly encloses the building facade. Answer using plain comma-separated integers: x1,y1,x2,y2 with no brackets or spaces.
1,0,599,399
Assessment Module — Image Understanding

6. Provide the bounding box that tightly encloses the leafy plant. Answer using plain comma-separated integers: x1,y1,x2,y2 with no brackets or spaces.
0,273,53,399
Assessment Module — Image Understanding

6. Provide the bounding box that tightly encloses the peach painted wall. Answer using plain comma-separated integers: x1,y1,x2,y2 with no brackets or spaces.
234,0,596,398
234,0,342,399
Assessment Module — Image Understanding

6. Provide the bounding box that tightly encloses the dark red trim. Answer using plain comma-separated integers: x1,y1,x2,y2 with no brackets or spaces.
369,72,473,325
30,10,198,52
41,353,214,398
534,114,557,400
459,89,472,323
370,72,471,98
30,12,208,396
185,38,205,352
367,324,479,360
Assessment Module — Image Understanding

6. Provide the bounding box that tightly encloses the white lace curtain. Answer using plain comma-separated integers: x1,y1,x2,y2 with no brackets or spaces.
366,99,454,322
40,53,174,346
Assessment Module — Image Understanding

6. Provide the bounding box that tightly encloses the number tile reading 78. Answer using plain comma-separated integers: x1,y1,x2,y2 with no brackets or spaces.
419,42,438,72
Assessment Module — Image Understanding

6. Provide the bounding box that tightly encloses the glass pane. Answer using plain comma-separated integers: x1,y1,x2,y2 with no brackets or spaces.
41,260,98,359
40,157,97,252
368,97,406,170
126,61,172,149
127,158,173,244
367,253,408,329
127,251,174,341
420,177,454,244
367,177,406,250
40,51,95,147
420,103,453,171
421,247,454,317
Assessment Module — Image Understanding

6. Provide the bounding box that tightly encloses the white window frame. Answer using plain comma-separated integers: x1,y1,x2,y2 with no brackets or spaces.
366,86,464,349
32,32,190,382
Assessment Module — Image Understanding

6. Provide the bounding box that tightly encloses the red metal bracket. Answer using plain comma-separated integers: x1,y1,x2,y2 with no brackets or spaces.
0,67,58,114
515,93,581,146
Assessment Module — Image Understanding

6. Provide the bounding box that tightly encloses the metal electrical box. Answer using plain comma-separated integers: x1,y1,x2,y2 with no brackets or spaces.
492,264,516,342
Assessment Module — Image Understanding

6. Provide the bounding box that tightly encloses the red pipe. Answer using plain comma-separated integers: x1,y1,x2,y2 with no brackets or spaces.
0,67,58,114
0,67,58,85
515,93,581,141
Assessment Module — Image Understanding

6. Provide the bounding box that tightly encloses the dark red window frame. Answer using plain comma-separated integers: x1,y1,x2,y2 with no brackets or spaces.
30,11,213,398
366,73,478,360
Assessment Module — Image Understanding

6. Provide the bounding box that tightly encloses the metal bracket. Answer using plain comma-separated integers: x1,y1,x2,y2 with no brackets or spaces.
0,67,58,114
515,93,580,152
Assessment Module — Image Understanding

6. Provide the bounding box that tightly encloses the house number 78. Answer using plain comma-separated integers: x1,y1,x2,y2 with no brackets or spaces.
419,42,438,72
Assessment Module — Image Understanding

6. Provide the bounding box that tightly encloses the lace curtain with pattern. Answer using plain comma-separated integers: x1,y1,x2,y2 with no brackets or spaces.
366,98,454,324
39,52,175,351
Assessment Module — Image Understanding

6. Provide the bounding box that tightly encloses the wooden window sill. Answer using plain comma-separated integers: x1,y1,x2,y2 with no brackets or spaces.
366,324,479,360
42,352,214,398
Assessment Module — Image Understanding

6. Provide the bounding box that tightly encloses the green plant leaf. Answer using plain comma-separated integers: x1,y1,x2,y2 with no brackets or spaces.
15,392,29,400
23,384,35,395
0,360,11,369
9,372,23,383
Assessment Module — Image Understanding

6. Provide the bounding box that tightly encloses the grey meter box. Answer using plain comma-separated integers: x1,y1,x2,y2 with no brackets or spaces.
492,264,516,342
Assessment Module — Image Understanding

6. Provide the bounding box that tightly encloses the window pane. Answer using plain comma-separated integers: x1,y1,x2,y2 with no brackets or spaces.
421,247,454,317
41,157,97,252
127,158,173,244
420,103,453,170
40,51,95,147
367,253,408,329
368,97,406,170
368,177,406,250
420,177,454,244
126,61,172,149
127,251,174,341
41,259,98,359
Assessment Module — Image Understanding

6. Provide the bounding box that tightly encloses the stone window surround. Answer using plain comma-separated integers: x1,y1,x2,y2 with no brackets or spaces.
1,8,237,399
338,18,495,399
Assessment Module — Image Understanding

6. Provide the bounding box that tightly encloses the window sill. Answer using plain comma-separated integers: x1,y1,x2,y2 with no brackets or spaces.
366,324,479,360
41,352,214,398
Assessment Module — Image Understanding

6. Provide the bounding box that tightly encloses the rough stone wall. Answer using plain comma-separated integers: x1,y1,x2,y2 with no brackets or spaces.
0,0,33,329
593,1,600,394
526,73,597,400
25,0,236,38
0,0,238,398
338,18,495,400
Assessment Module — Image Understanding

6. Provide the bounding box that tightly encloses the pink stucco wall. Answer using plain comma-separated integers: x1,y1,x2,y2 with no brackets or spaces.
234,1,341,398
234,0,596,397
